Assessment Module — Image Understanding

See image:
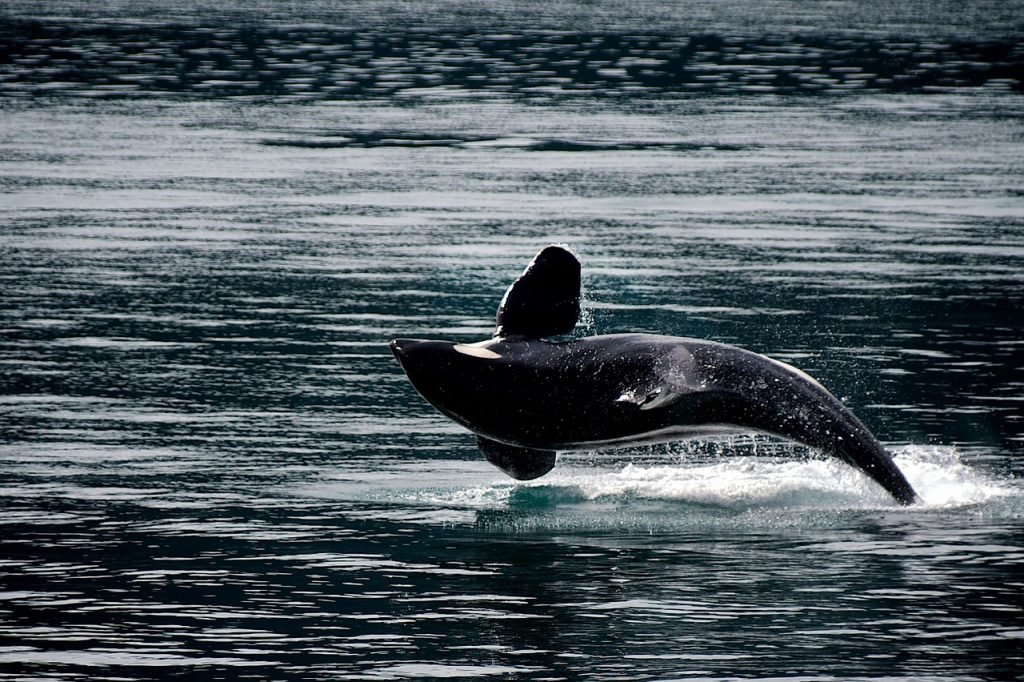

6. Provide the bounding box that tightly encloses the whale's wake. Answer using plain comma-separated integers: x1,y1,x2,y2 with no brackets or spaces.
298,444,1018,531
529,444,1007,511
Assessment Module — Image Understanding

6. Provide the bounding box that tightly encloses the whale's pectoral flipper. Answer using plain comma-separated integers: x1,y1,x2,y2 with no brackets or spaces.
476,436,557,480
494,245,581,339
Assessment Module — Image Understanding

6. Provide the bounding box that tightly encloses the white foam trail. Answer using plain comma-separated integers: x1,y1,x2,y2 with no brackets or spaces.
517,444,1016,511
529,458,889,509
308,443,1017,525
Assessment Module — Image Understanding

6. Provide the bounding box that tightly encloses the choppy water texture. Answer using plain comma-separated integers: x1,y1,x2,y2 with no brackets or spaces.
2,1,1024,680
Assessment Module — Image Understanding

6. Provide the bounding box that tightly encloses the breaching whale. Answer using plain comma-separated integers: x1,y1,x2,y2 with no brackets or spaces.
390,245,919,505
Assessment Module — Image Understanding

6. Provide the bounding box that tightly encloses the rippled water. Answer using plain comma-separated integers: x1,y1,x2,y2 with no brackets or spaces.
2,1,1024,680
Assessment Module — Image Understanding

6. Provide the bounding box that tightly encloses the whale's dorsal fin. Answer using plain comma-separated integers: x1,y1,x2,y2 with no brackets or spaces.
476,436,557,480
494,245,581,339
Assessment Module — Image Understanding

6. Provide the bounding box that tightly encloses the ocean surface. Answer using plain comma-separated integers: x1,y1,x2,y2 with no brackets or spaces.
1,1,1023,680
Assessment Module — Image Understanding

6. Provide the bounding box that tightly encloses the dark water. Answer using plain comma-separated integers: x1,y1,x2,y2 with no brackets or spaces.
2,1,1024,680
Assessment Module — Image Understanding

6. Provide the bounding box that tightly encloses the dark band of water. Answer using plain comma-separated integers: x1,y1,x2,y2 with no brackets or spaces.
2,20,1022,100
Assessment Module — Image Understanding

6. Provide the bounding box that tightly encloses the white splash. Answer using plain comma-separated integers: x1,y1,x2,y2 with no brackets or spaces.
890,444,1013,508
527,443,1016,511
296,443,1018,525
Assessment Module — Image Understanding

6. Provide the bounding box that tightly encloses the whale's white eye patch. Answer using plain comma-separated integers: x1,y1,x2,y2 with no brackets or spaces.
453,344,501,360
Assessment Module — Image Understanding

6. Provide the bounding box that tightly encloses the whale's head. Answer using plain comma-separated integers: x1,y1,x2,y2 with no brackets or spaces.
390,246,581,436
390,338,508,429
389,338,454,398
390,336,560,480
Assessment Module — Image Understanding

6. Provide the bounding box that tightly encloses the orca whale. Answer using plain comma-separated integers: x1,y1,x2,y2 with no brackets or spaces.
390,245,919,505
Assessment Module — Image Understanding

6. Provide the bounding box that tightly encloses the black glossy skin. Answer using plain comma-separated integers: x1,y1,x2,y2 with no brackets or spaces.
390,333,920,505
